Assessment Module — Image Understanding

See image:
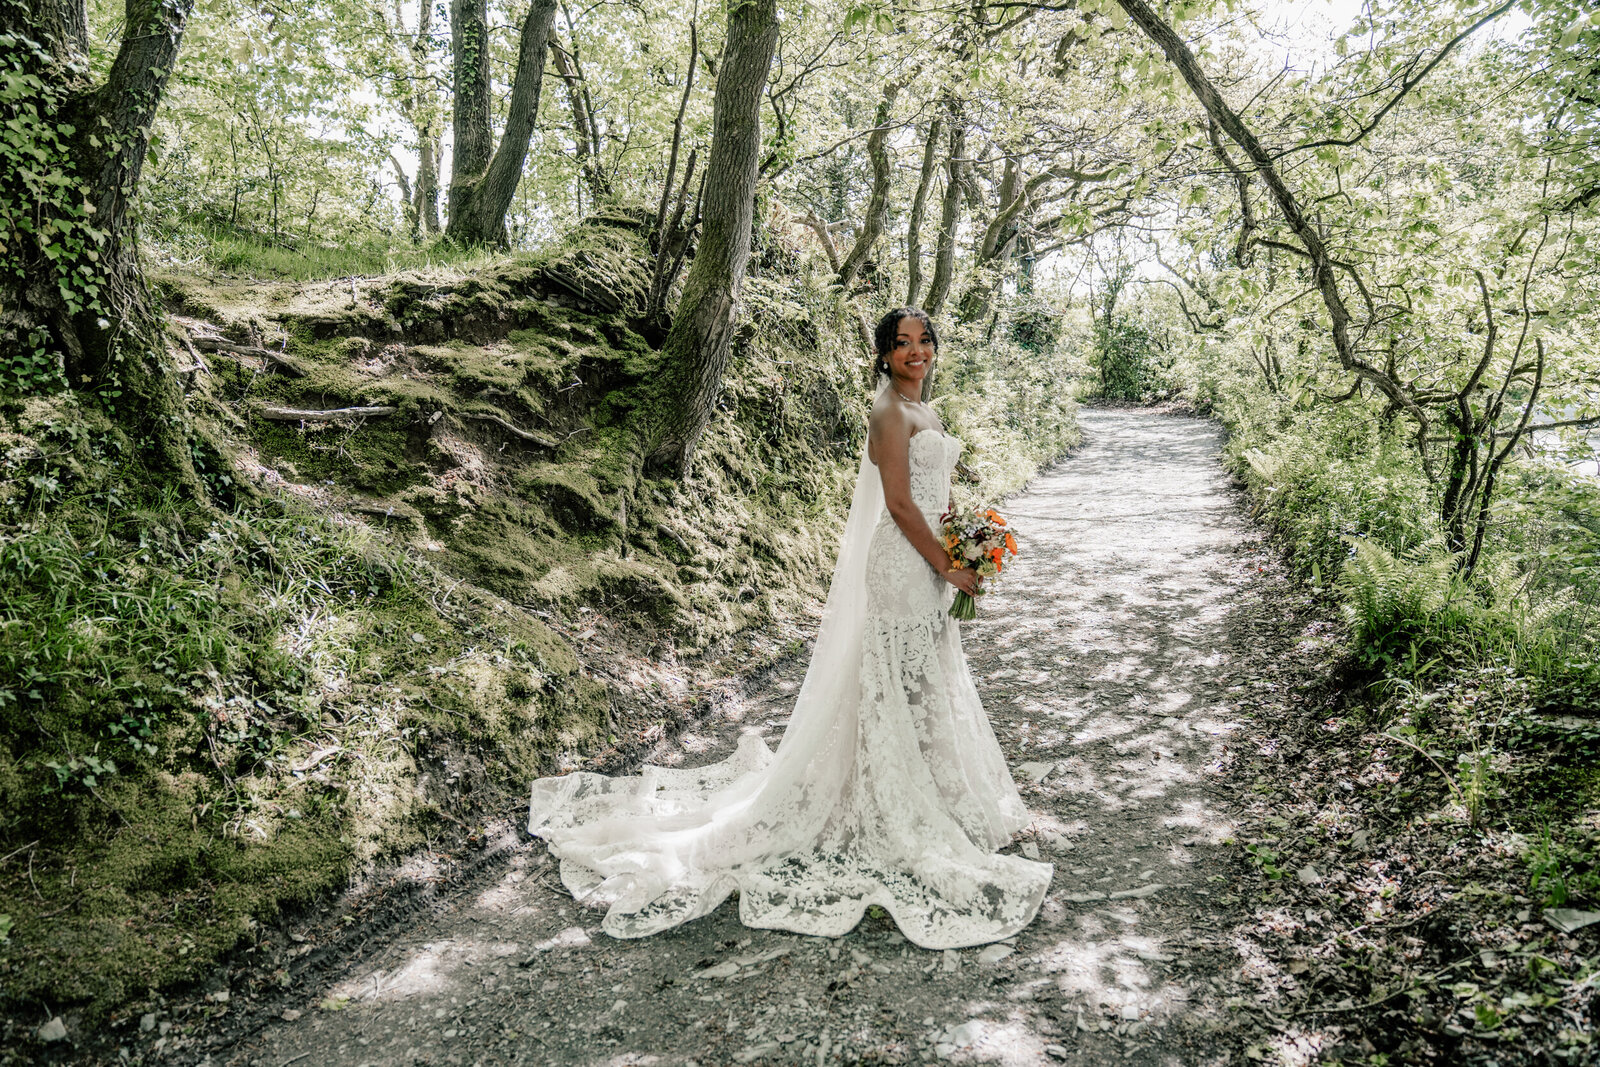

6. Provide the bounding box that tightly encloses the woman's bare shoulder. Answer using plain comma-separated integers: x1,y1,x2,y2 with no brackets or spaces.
868,392,908,436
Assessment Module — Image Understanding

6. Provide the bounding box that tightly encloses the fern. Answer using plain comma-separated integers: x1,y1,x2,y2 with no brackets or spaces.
1240,448,1280,486
1337,539,1462,669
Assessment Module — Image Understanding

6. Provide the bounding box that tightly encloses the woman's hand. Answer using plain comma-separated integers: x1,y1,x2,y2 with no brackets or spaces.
942,566,981,596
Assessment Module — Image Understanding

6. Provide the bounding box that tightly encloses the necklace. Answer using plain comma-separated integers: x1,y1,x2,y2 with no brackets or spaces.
893,385,922,405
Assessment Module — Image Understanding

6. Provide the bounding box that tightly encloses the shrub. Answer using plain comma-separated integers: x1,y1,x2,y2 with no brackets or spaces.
1233,413,1436,585
1092,315,1169,401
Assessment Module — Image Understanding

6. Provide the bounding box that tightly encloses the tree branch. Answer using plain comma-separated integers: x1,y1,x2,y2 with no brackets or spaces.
1207,118,1258,266
654,17,699,247
1276,0,1518,159
1115,0,1426,438
1522,414,1600,432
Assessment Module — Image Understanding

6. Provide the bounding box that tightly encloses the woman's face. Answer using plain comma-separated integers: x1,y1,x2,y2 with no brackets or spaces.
885,316,936,384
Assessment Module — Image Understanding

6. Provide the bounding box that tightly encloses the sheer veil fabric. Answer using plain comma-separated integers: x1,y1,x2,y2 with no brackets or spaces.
528,383,1052,949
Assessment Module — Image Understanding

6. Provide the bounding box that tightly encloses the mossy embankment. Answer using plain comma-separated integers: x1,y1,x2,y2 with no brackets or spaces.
0,213,1081,1037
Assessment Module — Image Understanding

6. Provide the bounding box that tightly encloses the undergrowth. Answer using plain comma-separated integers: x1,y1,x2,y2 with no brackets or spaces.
1232,396,1600,835
1172,346,1600,1060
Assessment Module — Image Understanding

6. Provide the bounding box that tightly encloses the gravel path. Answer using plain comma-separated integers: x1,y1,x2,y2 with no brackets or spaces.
210,406,1277,1067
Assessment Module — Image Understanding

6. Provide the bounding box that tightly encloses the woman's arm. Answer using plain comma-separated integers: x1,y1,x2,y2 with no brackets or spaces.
869,403,981,596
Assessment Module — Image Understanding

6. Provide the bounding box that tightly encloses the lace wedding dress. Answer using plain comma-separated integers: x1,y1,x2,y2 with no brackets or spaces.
529,401,1052,948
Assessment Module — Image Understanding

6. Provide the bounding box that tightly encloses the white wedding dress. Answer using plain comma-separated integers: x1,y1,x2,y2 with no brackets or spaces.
529,399,1052,948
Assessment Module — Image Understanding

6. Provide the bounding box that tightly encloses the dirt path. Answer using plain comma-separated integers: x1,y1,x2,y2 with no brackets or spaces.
201,407,1281,1066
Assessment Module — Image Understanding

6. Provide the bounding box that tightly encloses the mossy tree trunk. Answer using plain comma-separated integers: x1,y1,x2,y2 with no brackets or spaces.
836,84,898,290
904,116,943,307
645,0,779,477
922,114,967,319
444,0,560,248
0,0,205,487
957,155,1029,323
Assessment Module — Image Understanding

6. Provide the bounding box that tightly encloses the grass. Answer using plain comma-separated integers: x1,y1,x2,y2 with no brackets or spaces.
149,225,506,282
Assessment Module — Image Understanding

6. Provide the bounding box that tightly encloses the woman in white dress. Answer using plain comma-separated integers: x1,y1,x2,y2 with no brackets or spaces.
528,308,1052,949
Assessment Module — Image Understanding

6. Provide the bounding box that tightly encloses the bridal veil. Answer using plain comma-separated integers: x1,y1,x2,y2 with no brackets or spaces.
528,384,1052,947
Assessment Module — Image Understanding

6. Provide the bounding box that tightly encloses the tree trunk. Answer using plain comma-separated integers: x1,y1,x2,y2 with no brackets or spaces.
653,21,698,250
414,0,441,234
1,0,204,485
978,156,1022,264
1440,406,1477,554
447,0,492,186
956,155,1023,322
445,0,560,247
837,85,898,289
417,126,441,234
802,214,873,356
904,117,942,306
646,0,779,476
391,155,418,238
923,118,967,318
645,149,700,331
550,35,609,202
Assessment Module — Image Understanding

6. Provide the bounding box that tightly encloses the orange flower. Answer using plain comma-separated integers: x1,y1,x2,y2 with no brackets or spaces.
1004,531,1018,554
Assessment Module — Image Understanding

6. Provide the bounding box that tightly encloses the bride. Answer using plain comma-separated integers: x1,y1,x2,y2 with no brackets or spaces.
528,307,1053,949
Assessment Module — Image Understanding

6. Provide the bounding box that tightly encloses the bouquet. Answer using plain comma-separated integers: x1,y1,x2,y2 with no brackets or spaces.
939,506,1018,620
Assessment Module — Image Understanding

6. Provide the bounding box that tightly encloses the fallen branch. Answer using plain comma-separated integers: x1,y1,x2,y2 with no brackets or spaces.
256,405,396,422
0,840,39,868
656,522,692,555
459,411,560,448
172,330,209,376
191,336,307,377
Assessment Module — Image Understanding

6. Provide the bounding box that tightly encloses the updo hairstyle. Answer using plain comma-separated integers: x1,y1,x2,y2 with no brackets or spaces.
872,307,939,380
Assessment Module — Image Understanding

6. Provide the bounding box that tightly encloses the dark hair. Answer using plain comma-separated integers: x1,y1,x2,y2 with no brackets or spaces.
872,307,939,379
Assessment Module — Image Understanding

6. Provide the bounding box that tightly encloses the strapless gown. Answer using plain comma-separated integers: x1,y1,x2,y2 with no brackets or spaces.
528,430,1052,948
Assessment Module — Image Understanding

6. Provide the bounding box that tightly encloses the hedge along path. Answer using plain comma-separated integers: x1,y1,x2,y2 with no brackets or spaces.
211,407,1285,1066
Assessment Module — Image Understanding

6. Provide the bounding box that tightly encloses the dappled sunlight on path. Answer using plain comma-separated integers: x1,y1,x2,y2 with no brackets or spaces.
952,407,1266,1062
217,406,1274,1067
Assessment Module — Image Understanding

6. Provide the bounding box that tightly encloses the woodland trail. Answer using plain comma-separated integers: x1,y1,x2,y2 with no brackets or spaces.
205,407,1284,1067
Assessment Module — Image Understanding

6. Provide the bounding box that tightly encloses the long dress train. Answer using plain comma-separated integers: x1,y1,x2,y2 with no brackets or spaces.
528,415,1052,949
